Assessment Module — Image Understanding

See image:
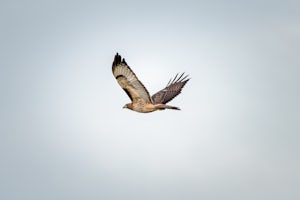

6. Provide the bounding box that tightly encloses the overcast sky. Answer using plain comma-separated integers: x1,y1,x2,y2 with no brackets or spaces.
0,1,299,200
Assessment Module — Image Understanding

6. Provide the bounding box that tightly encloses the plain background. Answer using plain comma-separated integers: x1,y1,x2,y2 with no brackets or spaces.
1,1,299,200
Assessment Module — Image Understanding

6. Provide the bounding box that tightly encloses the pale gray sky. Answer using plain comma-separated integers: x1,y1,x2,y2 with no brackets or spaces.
0,1,299,200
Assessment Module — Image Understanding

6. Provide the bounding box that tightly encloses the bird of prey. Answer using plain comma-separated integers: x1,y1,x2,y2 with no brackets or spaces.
112,53,190,113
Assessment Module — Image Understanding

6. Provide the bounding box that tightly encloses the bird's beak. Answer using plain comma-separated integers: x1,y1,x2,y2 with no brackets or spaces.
123,105,126,109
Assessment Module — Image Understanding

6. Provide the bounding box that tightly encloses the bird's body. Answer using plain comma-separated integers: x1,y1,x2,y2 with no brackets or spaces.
124,102,179,113
112,53,189,113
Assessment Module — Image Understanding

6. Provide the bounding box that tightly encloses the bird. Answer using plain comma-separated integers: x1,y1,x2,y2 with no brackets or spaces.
112,53,190,113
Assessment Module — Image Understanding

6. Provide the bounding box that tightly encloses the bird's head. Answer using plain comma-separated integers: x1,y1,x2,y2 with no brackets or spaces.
123,103,133,110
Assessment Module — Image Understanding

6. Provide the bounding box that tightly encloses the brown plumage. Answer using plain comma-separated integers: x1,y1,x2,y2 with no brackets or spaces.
112,53,190,113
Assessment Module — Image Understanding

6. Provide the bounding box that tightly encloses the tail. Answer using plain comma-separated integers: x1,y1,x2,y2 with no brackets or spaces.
165,105,180,110
154,104,181,110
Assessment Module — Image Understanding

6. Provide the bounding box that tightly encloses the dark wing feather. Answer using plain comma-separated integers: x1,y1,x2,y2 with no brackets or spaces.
112,53,152,104
151,73,190,104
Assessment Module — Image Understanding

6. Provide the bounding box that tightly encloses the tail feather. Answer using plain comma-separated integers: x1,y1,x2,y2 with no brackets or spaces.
165,105,180,110
155,104,180,110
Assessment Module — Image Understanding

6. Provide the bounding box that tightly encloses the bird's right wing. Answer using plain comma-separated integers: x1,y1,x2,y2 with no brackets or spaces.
112,53,152,104
151,73,190,104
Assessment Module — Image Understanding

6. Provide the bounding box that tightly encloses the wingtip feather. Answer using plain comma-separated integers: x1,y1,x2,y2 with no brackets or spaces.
167,72,190,86
112,53,127,68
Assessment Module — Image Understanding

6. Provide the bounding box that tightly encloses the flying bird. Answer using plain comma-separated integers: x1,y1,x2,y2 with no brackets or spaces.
112,53,190,113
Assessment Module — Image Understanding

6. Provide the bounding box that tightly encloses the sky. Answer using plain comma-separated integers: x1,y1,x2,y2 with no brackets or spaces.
0,0,299,200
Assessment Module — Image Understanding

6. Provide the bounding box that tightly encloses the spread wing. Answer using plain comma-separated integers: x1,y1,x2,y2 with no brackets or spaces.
112,53,152,104
152,73,190,104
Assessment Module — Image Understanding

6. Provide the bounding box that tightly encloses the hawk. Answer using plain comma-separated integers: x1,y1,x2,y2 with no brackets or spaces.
112,53,190,113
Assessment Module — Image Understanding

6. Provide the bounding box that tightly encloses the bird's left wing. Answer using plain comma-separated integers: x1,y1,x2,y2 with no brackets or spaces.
112,53,152,104
151,73,190,104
